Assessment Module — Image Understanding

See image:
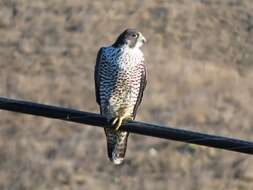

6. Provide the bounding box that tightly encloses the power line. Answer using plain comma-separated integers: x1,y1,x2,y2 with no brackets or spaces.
0,96,252,155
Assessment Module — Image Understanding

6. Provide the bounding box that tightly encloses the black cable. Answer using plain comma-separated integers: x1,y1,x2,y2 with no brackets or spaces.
0,96,252,155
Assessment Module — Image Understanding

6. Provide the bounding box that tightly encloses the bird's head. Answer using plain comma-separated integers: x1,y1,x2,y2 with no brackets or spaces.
113,28,146,49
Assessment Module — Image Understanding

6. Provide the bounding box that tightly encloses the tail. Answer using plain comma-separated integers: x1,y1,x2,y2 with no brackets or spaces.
104,128,129,165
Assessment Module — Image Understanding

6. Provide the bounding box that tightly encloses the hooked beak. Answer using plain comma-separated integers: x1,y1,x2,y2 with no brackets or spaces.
138,32,146,43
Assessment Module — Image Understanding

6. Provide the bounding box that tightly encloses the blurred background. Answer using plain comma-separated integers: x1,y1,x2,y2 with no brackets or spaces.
0,0,253,189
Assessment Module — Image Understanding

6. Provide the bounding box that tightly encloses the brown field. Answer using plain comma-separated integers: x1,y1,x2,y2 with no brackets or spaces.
1,0,253,189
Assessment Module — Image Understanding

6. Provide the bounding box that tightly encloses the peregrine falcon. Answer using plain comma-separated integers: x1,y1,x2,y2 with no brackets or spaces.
95,28,147,165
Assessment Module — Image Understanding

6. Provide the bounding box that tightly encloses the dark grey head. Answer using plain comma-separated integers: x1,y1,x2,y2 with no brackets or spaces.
112,28,146,48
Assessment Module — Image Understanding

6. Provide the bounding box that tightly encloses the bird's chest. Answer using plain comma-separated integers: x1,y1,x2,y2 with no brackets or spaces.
101,48,143,105
108,50,142,81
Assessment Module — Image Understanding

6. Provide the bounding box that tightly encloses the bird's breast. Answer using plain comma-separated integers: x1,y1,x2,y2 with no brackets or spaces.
100,47,144,117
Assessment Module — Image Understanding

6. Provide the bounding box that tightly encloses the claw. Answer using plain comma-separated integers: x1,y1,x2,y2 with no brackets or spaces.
110,117,123,130
111,116,134,131
111,117,119,126
115,117,123,131
126,116,134,121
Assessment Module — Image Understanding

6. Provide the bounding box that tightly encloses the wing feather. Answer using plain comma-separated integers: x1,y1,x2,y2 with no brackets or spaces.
133,64,147,118
94,48,104,105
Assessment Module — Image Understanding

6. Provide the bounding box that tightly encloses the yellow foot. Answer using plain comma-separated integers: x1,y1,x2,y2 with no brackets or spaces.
111,117,119,126
125,116,134,122
115,117,123,131
111,116,134,131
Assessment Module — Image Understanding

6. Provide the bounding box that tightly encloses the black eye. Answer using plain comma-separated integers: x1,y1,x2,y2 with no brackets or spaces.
131,33,138,38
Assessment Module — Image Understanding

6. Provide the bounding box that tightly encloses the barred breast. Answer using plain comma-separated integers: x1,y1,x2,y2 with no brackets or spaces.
99,46,144,119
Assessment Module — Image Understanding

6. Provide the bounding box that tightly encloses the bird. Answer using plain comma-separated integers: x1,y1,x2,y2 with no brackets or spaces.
94,28,147,165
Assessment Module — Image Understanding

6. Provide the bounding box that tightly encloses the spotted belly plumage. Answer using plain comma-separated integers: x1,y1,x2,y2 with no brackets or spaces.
99,47,144,120
95,29,147,164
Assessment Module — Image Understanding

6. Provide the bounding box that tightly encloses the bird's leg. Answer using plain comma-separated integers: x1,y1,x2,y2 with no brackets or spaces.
124,116,134,123
115,116,124,131
111,115,134,131
111,117,119,126
110,117,123,130
115,116,134,130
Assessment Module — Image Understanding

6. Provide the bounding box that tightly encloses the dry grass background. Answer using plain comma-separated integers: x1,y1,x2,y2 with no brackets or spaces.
0,0,253,189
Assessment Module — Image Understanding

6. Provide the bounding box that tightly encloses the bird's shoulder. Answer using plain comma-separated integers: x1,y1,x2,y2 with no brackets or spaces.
100,46,121,56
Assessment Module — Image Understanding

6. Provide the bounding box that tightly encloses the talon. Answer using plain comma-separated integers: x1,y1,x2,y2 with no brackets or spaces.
111,117,119,126
111,116,133,131
126,116,134,121
115,117,123,131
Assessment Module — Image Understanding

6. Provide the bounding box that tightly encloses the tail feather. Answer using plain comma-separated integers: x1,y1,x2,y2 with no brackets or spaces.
104,128,129,165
